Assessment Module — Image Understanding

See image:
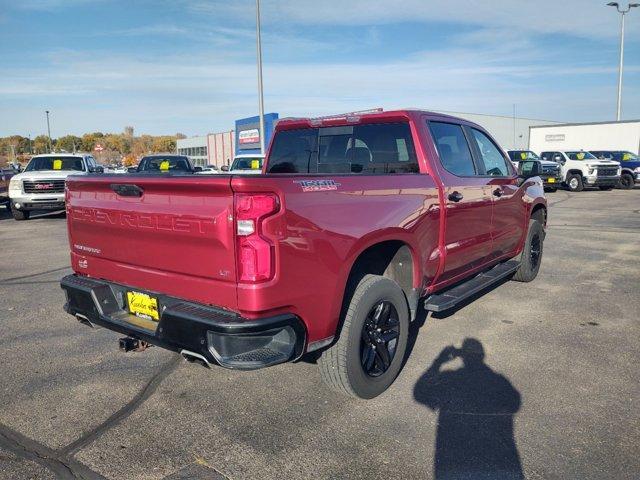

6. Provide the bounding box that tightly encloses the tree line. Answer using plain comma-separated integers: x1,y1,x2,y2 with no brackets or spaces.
0,127,186,166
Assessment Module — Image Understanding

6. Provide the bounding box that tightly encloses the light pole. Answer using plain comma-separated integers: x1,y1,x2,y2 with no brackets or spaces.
607,2,639,121
256,0,266,155
45,110,52,152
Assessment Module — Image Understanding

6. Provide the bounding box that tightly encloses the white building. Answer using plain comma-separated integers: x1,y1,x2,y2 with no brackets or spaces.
176,135,208,167
529,120,640,155
177,131,235,168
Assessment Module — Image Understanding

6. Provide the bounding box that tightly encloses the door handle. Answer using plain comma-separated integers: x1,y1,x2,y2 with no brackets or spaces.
448,191,464,202
493,188,504,197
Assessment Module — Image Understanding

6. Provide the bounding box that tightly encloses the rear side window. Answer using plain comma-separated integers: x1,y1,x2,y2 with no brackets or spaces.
470,129,511,176
429,122,476,176
266,122,419,174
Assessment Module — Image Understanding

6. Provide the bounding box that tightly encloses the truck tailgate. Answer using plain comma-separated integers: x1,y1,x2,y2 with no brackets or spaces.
65,175,238,309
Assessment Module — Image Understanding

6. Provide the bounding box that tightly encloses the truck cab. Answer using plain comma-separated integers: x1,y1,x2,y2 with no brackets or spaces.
540,150,621,192
9,153,102,220
132,155,202,173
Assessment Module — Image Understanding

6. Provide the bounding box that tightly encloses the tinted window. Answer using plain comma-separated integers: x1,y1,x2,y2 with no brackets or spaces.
231,157,263,170
471,129,510,176
267,129,318,173
139,156,191,172
429,122,476,176
267,123,418,174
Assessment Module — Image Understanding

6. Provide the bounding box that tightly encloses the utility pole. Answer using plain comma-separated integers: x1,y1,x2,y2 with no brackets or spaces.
45,110,52,152
607,2,639,120
256,0,266,155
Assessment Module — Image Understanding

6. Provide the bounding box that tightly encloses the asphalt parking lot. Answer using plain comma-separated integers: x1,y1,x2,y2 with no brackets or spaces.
1,188,639,480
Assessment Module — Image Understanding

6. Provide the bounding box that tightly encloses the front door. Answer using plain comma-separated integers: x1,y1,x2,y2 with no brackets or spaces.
428,121,495,285
467,127,527,259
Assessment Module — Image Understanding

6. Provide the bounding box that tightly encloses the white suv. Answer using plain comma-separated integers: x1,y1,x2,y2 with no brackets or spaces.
540,150,621,192
8,153,102,220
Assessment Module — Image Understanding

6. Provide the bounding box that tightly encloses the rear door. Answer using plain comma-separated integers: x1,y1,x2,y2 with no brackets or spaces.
467,127,526,259
65,175,238,308
428,120,494,284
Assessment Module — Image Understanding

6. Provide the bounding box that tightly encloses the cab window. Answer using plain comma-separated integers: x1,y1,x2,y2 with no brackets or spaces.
470,128,511,176
429,122,476,176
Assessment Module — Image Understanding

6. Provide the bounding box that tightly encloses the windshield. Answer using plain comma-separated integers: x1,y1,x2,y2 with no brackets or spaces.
612,151,638,162
139,156,191,172
508,151,540,161
566,151,596,161
231,157,263,170
25,156,85,172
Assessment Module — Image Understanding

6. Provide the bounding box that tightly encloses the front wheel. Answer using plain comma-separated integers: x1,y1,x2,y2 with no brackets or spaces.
566,174,583,192
11,206,30,221
318,275,409,399
513,219,544,283
618,173,634,190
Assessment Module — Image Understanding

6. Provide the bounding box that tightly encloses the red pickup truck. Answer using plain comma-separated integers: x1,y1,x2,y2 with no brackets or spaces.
60,110,547,399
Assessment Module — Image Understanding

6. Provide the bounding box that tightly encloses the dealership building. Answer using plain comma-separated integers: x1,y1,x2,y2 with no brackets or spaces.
176,113,278,168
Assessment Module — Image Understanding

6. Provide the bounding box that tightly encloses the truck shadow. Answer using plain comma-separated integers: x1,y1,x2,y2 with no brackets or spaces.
413,339,524,480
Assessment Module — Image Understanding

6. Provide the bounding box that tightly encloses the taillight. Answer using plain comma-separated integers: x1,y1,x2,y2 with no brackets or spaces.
235,193,279,282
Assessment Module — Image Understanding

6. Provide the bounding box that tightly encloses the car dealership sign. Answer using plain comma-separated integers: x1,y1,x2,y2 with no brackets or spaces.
239,129,260,145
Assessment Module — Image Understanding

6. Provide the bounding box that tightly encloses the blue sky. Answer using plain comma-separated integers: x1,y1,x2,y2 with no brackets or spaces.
0,0,639,137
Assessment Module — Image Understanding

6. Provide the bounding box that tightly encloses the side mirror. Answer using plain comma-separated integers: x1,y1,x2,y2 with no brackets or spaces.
127,167,138,173
553,155,563,163
193,166,203,172
518,160,542,179
221,165,229,172
89,166,104,173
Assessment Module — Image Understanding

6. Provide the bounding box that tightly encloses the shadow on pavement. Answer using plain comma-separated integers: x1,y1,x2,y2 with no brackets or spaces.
414,338,524,480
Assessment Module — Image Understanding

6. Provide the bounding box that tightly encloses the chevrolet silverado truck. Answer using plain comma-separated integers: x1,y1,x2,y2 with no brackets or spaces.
60,110,547,399
507,150,562,192
540,150,621,192
590,151,640,189
9,153,103,220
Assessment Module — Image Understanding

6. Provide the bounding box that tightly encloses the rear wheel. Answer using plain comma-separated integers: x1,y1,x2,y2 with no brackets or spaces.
513,219,544,283
566,174,583,192
318,275,409,399
11,206,29,221
618,173,634,190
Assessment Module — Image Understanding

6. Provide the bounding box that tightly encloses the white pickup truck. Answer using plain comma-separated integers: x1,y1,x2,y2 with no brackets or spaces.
540,150,621,192
8,153,103,220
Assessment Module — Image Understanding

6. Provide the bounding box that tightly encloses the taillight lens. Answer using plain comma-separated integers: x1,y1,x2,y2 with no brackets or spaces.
235,193,279,282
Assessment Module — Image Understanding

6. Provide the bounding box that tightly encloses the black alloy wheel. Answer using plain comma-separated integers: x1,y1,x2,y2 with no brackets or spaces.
360,301,400,377
530,232,542,270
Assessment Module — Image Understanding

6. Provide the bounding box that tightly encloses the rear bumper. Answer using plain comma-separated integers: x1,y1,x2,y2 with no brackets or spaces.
60,274,306,370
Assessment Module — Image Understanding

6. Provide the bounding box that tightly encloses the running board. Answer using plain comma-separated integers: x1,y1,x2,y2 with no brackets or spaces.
424,260,520,312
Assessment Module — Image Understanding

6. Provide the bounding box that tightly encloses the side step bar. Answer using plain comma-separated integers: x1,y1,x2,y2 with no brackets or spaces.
424,260,520,312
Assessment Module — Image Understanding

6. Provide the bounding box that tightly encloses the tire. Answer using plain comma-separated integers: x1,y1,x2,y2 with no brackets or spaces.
11,206,29,221
598,186,613,191
566,174,583,192
318,275,409,399
513,219,544,282
618,173,634,190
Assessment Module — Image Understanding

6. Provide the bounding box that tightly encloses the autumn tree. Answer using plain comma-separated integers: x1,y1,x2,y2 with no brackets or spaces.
151,136,176,153
33,135,51,154
56,135,82,153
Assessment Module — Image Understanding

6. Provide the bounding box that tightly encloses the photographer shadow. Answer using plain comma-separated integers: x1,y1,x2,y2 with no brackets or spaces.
413,339,523,480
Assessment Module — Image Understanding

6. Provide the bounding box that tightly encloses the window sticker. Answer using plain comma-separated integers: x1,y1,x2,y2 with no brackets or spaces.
520,152,527,160
53,159,62,170
623,153,631,161
251,160,260,170
576,152,585,160
160,160,170,171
